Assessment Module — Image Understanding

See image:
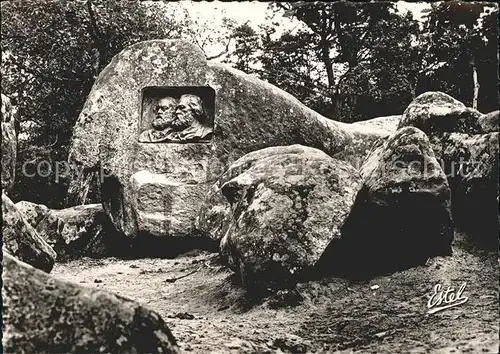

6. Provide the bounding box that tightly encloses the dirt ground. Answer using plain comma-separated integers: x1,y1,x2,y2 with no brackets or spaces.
52,231,499,354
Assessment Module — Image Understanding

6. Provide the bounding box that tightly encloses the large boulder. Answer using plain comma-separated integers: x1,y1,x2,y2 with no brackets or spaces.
478,110,499,133
1,93,17,191
324,127,454,275
435,132,499,245
16,201,122,260
38,204,117,260
215,145,362,289
68,40,386,245
399,92,498,246
2,193,57,272
2,252,180,354
398,91,483,135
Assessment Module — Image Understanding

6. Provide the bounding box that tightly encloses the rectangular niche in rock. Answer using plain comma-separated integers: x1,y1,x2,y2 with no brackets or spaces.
138,86,215,143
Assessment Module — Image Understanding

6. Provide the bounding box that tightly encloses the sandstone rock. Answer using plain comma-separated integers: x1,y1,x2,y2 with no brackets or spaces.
196,185,232,244
127,169,210,238
217,145,362,289
337,115,401,169
2,252,180,354
68,40,388,245
1,93,17,191
435,132,498,245
15,200,50,226
478,110,499,133
397,92,497,247
349,115,400,135
15,201,117,260
398,91,483,135
327,127,454,275
35,203,117,260
2,193,56,272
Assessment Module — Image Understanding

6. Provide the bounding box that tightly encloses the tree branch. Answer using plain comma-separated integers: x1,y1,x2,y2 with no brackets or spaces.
207,37,232,60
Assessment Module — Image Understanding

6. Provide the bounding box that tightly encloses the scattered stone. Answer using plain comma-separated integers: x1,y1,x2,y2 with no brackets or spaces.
196,185,233,244
2,193,56,273
374,331,388,338
218,145,362,289
15,201,122,261
370,285,380,290
270,335,311,354
217,305,230,311
173,312,195,320
2,252,180,354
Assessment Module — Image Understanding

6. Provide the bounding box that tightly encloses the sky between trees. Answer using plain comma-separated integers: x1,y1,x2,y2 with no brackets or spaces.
1,0,498,208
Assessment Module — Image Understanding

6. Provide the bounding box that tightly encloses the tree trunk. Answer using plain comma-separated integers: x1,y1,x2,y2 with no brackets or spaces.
410,81,416,100
331,89,342,121
87,0,106,76
471,58,479,110
319,43,338,118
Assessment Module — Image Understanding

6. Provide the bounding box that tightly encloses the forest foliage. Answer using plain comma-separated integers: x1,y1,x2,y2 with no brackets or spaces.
1,0,498,207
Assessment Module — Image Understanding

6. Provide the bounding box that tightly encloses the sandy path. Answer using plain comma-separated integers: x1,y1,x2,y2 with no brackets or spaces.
52,232,498,353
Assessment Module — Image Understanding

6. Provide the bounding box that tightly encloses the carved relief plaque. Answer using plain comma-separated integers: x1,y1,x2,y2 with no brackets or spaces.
139,86,215,143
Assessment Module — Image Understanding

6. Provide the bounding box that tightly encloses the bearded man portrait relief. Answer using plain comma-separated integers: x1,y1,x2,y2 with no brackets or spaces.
139,94,213,143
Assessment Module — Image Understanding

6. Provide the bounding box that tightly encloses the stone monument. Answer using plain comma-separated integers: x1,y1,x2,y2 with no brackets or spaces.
68,40,389,243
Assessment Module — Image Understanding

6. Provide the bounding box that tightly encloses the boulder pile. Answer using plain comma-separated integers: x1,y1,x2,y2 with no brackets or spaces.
399,91,498,246
64,40,498,288
68,39,393,244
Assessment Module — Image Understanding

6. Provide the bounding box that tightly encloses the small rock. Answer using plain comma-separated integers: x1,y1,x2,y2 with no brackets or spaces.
94,279,102,283
173,312,194,320
370,285,380,290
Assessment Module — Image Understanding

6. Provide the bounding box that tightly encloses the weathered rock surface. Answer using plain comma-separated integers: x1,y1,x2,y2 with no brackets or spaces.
2,252,180,354
434,132,499,245
15,200,50,226
478,110,499,133
16,201,121,260
398,91,483,135
1,93,17,191
68,40,389,244
349,115,400,135
216,145,362,289
325,127,454,275
2,193,57,272
40,204,117,260
398,92,498,246
196,184,232,244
